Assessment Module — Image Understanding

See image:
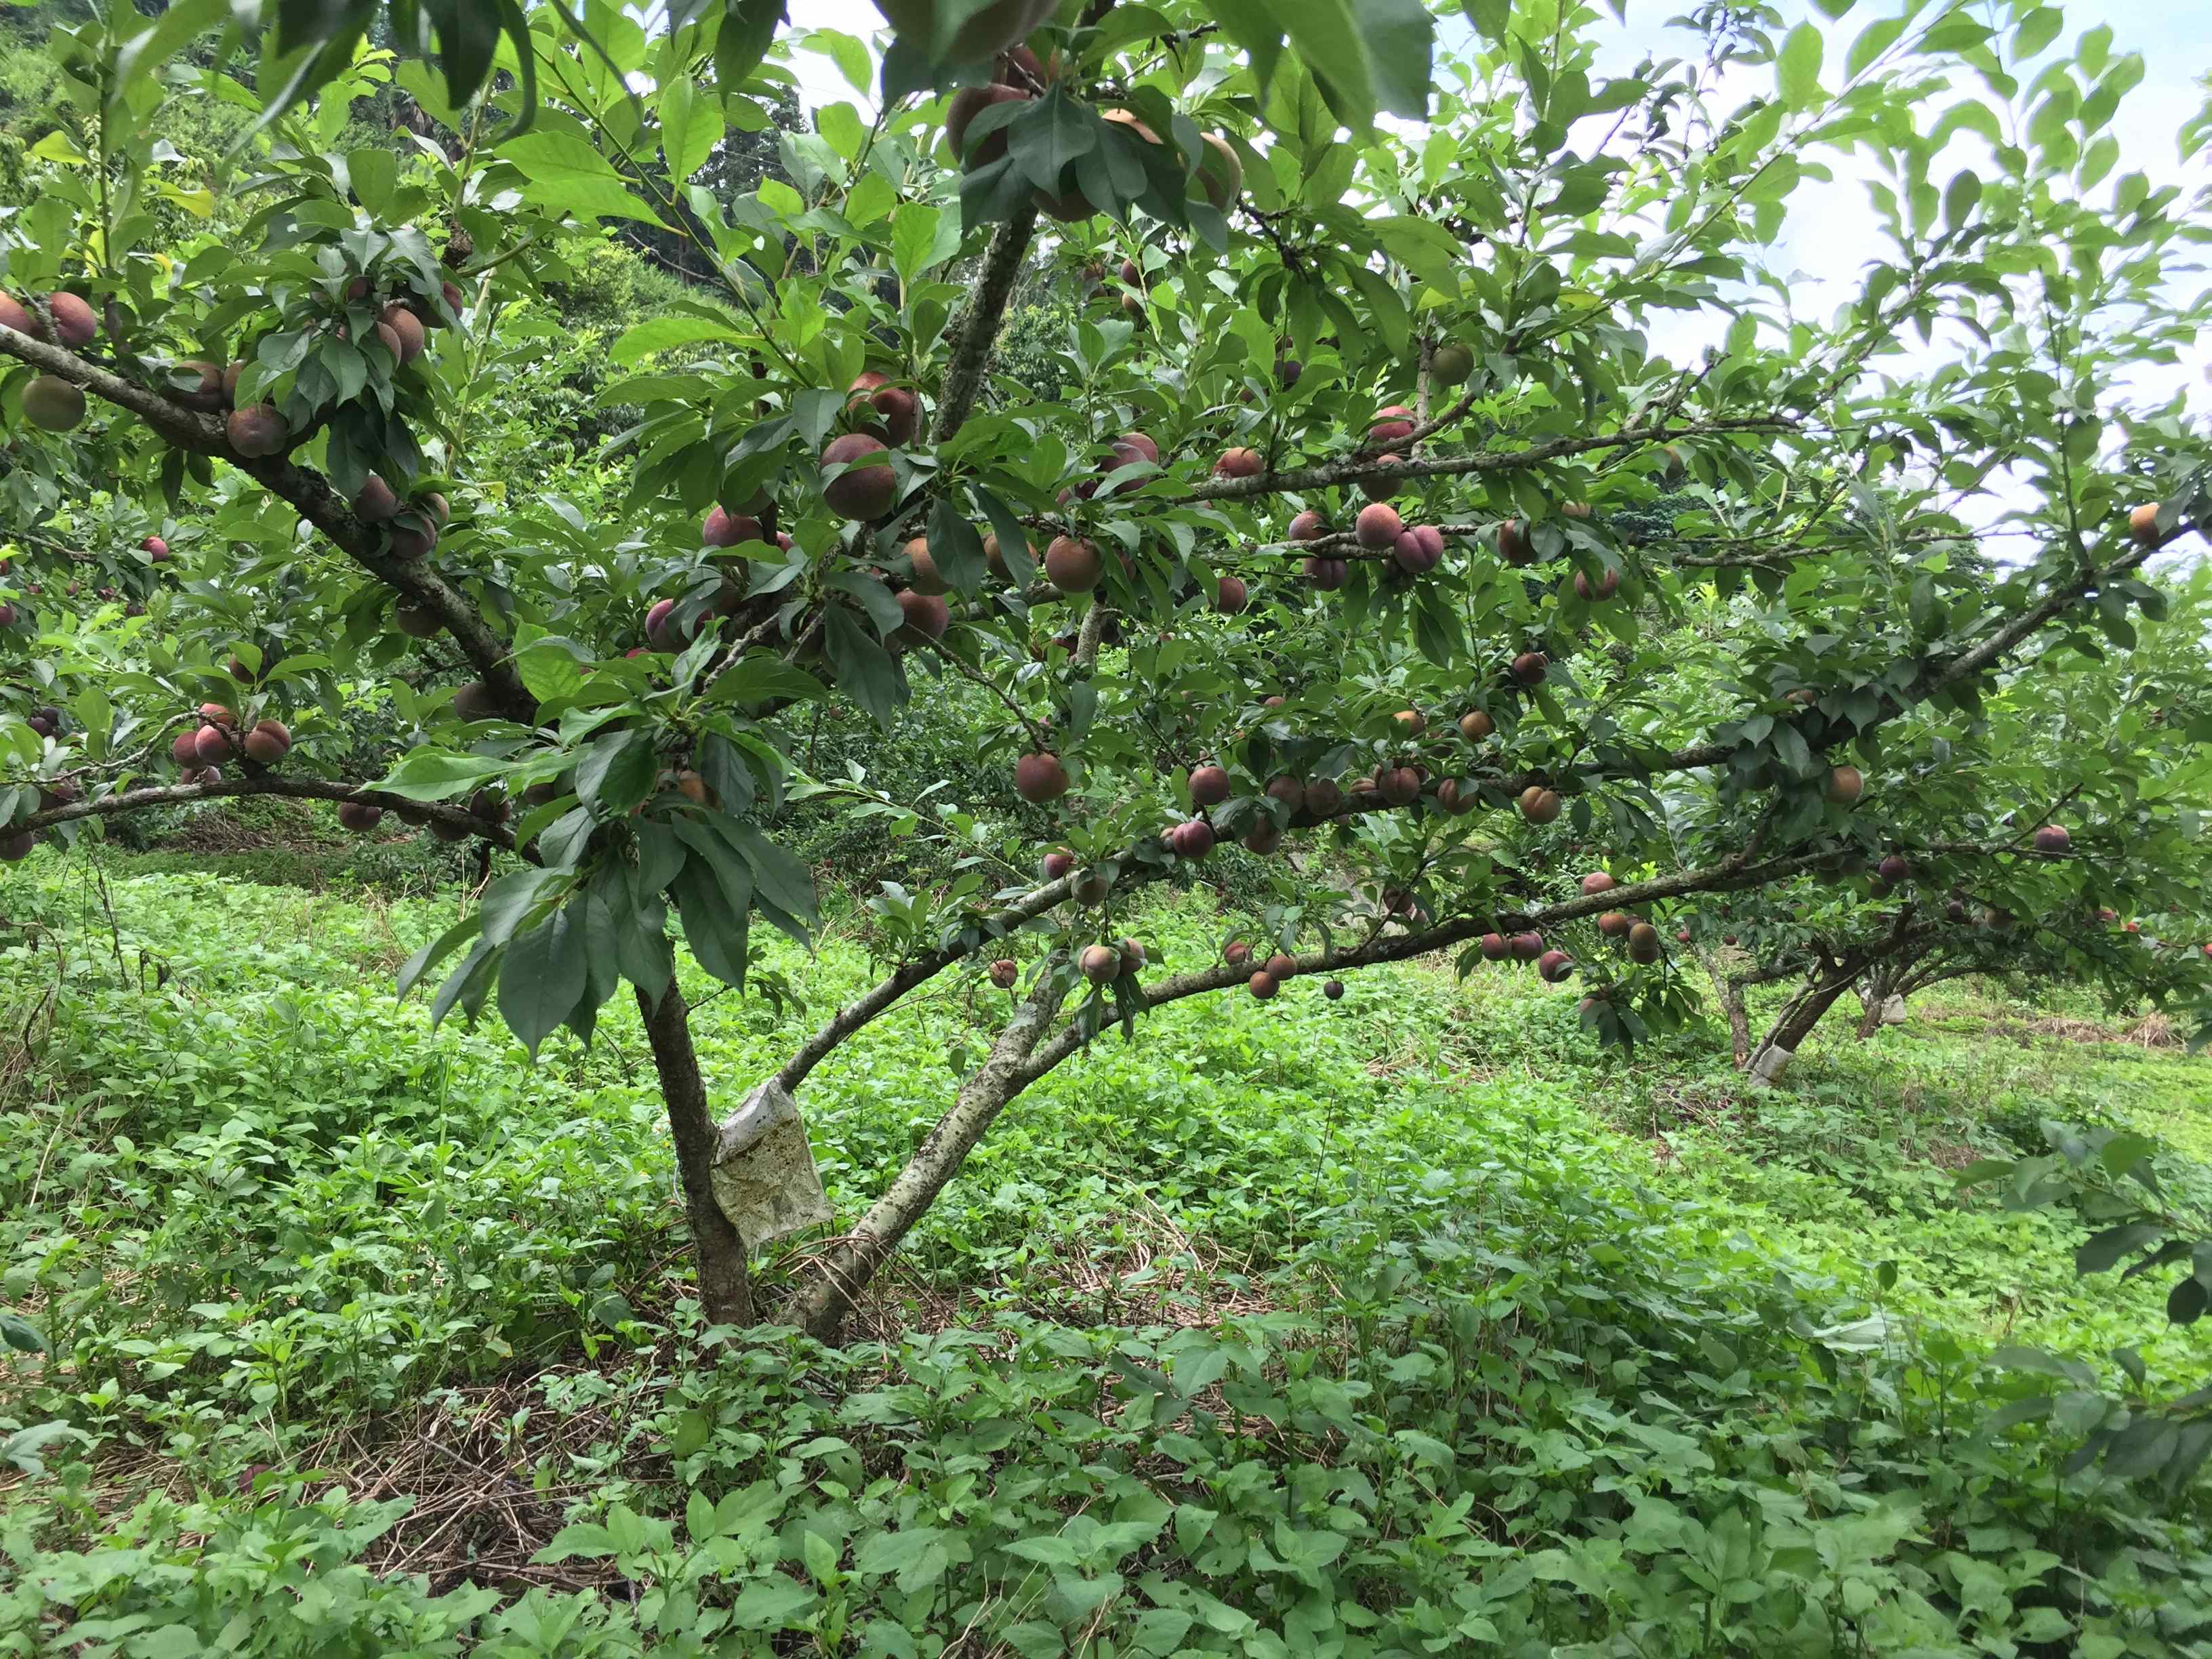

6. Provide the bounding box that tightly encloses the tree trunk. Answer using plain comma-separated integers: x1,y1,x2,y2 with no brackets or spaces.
1746,977,1855,1088
1853,981,1908,1038
1853,957,1919,1038
638,983,754,1328
791,981,1064,1342
1723,980,1753,1068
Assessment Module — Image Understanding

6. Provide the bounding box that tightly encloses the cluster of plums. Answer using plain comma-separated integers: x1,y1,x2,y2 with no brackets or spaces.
170,704,290,785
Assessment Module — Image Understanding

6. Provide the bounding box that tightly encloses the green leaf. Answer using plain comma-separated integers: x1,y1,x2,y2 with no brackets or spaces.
0,1312,45,1353
112,0,231,108
730,1576,816,1630
610,313,750,366
2171,1277,2209,1326
373,747,507,802
612,884,675,1002
854,1526,958,1593
576,731,658,819
714,0,787,91
659,74,724,187
1355,0,1435,121
1942,168,1981,234
533,1521,619,1563
2012,6,2064,61
501,131,663,227
924,499,987,594
720,819,817,937
1778,23,1825,111
704,657,828,708
673,816,755,918
498,903,590,1059
429,937,499,1031
1989,1344,2096,1387
1209,0,1382,136
513,638,590,705
398,912,485,1000
823,605,903,725
1461,0,1509,46
670,859,752,988
347,146,398,218
2097,1131,2157,1179
1012,89,1097,193
2076,1222,2164,1277
890,202,962,284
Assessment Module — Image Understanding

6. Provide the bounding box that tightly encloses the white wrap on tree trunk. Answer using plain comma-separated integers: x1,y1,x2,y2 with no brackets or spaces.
1748,1044,1794,1088
710,1080,831,1247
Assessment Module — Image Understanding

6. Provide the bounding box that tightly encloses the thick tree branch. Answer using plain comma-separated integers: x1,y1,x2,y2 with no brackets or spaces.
18,769,522,850
640,983,754,1328
792,977,1065,1338
0,323,534,722
933,202,1039,444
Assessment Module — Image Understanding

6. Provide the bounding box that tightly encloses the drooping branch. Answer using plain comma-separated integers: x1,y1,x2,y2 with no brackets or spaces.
0,323,534,722
757,644,2129,1121
766,743,1744,1102
781,840,1883,1334
749,498,2198,1320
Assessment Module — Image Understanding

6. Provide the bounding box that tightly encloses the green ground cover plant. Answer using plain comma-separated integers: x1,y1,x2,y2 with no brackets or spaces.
3,854,2208,1656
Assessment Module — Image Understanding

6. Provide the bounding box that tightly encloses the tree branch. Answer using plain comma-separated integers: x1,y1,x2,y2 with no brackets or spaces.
19,770,521,851
0,323,534,722
774,872,1080,1094
1168,415,1798,506
932,201,1039,445
791,975,1066,1339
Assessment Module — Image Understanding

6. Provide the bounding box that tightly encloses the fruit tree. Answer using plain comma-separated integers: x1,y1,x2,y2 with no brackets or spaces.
3,0,2209,1336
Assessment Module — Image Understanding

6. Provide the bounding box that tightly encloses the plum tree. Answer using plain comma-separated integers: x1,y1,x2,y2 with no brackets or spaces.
0,0,2207,1345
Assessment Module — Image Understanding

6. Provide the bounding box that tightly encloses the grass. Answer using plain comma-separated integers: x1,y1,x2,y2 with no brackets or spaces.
2,845,2210,1655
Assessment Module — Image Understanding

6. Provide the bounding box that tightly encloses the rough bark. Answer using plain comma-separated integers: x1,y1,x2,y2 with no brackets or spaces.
1853,986,1885,1040
1853,968,1910,1039
638,983,754,1328
793,981,1065,1340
